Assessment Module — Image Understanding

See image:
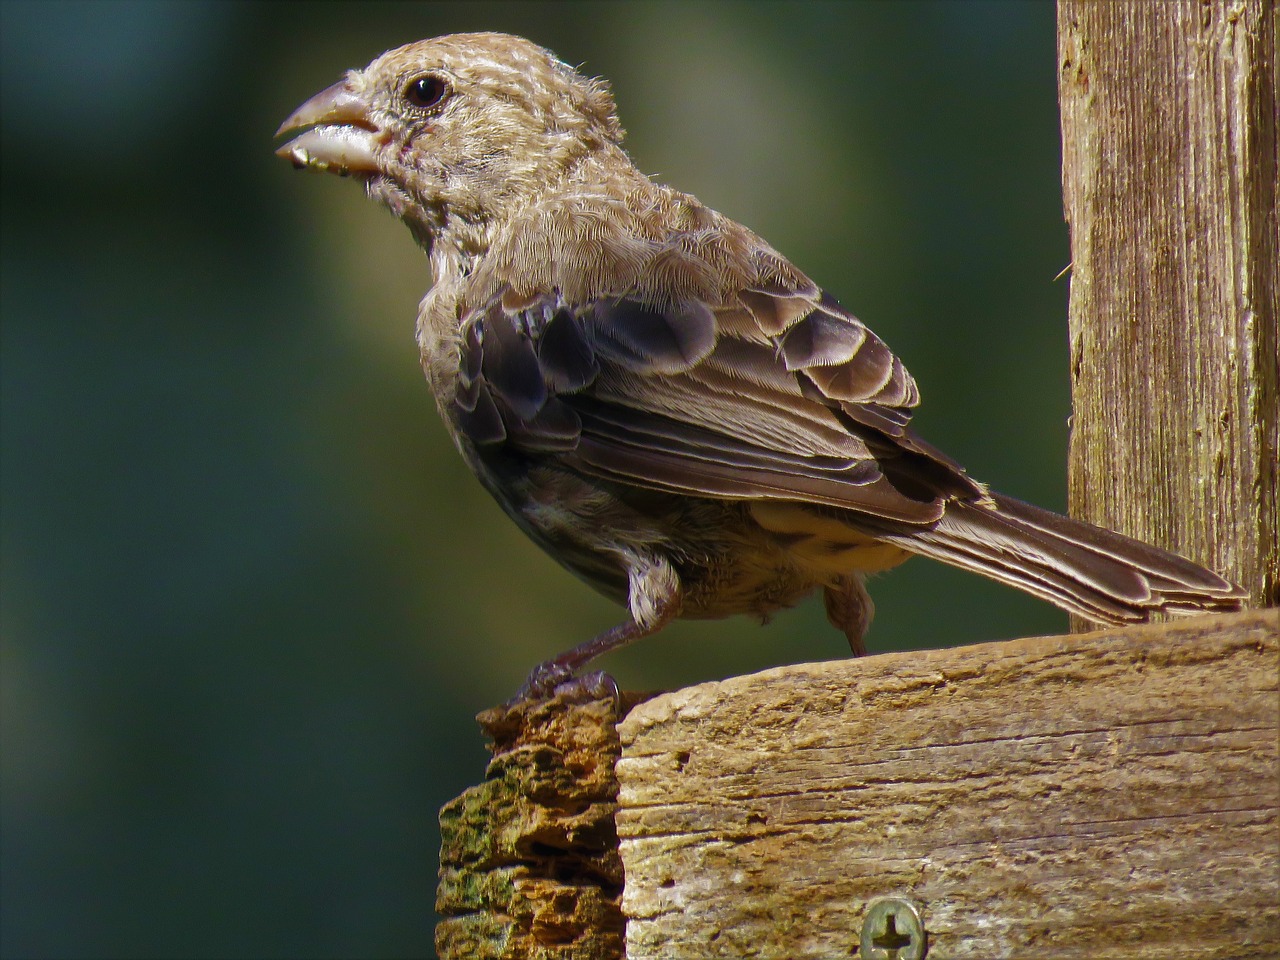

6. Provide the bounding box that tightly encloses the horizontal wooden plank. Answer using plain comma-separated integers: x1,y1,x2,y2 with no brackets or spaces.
616,610,1279,959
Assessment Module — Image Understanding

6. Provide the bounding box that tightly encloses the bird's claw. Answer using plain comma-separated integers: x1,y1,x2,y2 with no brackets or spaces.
511,663,620,707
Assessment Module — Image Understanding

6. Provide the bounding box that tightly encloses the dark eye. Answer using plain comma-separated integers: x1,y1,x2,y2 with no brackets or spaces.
404,74,448,110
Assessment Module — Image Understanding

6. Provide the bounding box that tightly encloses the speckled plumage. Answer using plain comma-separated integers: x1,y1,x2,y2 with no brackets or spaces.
277,33,1244,692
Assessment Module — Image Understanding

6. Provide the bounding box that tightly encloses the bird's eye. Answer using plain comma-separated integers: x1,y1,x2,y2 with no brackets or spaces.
404,74,448,110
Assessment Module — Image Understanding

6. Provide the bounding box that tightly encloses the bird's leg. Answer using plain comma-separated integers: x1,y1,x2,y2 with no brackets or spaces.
517,619,655,702
824,573,875,657
516,551,681,702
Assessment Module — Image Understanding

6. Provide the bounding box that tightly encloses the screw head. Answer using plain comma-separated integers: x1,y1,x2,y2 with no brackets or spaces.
860,897,926,960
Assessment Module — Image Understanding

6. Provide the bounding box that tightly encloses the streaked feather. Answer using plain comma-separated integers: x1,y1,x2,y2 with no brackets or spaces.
450,268,1244,625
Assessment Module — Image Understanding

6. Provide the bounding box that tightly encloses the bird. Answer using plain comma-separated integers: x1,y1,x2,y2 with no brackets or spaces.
275,32,1245,697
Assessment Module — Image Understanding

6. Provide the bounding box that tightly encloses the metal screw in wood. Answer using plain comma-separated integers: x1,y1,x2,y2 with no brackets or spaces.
860,897,926,960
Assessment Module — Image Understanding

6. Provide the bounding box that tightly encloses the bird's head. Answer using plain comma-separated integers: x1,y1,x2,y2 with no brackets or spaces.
276,32,625,257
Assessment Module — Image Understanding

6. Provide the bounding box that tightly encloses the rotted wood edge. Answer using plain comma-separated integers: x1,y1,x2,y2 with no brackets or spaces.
435,691,656,960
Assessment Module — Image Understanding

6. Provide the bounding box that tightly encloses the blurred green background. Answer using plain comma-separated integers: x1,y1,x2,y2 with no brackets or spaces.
1,1,1071,956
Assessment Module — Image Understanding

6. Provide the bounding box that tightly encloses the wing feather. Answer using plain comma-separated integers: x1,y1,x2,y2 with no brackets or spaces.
451,238,980,525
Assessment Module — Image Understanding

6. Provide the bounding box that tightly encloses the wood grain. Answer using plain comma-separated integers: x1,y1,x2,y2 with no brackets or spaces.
1058,0,1279,617
616,610,1279,959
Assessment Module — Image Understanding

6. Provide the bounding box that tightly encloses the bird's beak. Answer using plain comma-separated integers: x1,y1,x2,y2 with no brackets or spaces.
275,80,381,175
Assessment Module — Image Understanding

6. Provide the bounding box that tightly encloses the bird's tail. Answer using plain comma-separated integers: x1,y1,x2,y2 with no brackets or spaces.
880,493,1247,625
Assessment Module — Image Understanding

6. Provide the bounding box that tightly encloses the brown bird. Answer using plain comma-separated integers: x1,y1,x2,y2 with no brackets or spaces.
276,32,1245,696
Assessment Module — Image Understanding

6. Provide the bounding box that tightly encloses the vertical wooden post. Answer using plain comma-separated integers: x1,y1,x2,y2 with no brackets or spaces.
1057,0,1279,627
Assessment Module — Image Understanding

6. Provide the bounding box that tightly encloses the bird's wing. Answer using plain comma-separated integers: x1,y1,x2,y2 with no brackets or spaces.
453,273,984,527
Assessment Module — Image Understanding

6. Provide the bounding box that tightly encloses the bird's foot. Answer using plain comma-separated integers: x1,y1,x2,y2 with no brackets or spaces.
510,663,620,707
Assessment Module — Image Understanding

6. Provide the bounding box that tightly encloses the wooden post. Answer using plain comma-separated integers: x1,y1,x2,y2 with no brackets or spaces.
438,613,1278,957
1058,0,1279,620
617,611,1278,958
435,695,652,960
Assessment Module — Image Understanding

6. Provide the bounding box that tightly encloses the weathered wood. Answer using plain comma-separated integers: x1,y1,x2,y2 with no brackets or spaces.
616,610,1279,959
436,694,652,960
1058,0,1279,620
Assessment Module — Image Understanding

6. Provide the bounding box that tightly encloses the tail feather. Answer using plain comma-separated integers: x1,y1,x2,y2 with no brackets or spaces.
880,493,1246,625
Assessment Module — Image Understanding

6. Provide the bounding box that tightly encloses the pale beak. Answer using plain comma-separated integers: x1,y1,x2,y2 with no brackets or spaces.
275,80,381,175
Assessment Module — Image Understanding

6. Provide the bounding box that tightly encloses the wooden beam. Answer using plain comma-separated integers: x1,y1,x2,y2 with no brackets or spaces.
1058,0,1279,617
616,610,1278,958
